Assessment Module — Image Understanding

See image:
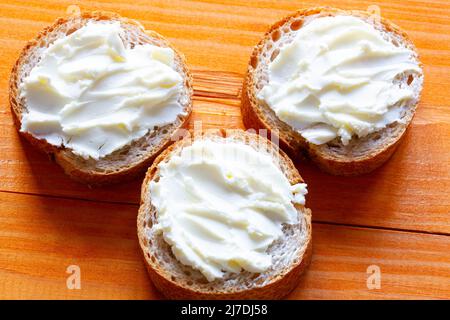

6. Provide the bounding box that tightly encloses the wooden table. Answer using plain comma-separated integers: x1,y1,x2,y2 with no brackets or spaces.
0,0,449,300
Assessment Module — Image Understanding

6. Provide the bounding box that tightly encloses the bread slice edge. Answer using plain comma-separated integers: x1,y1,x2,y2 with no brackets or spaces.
242,7,424,176
9,11,193,185
137,129,312,299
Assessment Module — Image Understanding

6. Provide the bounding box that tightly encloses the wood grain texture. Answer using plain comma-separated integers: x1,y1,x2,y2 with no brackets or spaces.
0,192,449,300
0,0,449,299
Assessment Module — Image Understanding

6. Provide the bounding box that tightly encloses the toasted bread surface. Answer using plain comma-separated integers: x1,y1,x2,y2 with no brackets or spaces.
137,129,312,299
9,11,193,185
242,7,423,175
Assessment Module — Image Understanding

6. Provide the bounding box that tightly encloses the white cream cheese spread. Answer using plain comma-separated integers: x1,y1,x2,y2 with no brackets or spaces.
20,22,184,159
149,140,308,281
258,15,422,145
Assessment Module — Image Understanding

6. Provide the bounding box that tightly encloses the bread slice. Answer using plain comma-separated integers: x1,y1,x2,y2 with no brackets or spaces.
242,7,424,176
9,11,193,185
137,129,312,299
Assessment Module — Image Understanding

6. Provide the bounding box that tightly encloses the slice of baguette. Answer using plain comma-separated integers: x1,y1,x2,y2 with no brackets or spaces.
9,11,193,185
137,129,312,299
242,7,424,176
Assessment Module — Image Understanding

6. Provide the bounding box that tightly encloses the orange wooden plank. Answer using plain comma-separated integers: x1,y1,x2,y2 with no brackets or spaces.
1,0,449,73
0,192,448,300
298,122,450,235
290,223,450,300
0,191,158,299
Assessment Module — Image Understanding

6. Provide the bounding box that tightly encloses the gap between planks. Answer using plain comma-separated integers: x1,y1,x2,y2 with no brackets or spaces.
1,188,449,238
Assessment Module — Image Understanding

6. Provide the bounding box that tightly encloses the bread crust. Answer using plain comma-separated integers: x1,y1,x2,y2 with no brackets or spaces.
137,129,312,299
9,11,193,185
242,7,423,176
